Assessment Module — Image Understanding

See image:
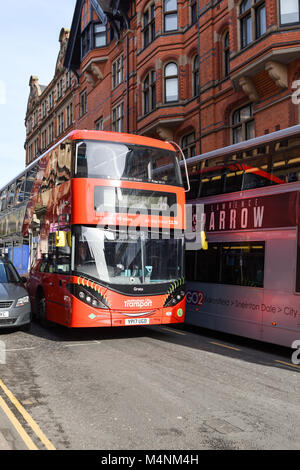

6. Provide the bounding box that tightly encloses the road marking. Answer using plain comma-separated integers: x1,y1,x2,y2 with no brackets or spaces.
210,341,241,351
275,360,300,370
5,347,36,352
0,394,38,450
0,379,56,450
63,340,101,347
161,327,187,336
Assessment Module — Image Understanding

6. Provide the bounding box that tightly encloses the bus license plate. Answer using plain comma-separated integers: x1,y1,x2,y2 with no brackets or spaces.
0,312,9,318
125,318,150,326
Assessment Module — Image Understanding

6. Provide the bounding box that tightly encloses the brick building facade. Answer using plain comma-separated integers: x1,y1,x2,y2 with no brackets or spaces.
24,29,76,166
25,1,300,165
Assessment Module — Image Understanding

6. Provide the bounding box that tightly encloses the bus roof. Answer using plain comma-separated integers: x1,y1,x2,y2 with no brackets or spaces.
0,130,175,193
184,123,300,167
68,129,176,151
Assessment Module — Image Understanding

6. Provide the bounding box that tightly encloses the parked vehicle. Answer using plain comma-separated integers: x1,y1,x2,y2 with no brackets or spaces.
0,257,31,331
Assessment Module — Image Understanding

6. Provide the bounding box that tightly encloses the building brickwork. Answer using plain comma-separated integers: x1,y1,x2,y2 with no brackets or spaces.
25,1,300,165
24,29,76,166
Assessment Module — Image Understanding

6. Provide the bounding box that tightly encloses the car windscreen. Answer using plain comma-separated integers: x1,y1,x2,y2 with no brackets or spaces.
0,262,21,284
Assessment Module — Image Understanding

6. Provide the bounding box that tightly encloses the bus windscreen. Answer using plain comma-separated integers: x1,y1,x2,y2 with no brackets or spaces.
75,141,182,186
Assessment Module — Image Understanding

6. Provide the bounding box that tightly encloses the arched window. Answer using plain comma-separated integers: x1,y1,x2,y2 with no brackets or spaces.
164,63,178,103
143,71,156,115
232,103,254,144
193,55,199,96
143,3,155,48
223,32,230,77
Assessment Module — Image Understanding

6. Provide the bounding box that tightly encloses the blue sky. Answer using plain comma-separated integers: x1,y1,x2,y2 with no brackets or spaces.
0,0,76,188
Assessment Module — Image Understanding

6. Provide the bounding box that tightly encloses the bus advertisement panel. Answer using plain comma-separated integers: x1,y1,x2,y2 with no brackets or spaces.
184,124,300,347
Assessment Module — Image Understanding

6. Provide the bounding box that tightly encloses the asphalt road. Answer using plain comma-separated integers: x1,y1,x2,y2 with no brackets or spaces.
0,321,299,451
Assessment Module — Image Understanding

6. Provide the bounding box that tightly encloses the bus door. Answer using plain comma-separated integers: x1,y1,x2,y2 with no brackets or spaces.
42,232,71,326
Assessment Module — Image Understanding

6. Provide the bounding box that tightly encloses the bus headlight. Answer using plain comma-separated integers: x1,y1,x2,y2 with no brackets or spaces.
68,285,109,309
164,287,185,307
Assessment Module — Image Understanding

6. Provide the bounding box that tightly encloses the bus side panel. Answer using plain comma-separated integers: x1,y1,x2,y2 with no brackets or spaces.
186,230,300,347
186,282,264,341
261,231,300,347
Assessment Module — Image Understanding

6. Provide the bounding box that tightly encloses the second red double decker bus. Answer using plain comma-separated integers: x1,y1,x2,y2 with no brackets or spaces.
0,130,186,328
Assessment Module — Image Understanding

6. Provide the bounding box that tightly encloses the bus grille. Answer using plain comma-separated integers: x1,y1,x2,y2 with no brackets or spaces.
0,301,13,309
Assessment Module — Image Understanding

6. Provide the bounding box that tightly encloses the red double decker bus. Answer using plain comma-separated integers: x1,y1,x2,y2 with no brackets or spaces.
0,130,186,328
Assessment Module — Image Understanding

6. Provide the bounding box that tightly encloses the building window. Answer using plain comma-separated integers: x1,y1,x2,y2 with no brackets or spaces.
143,3,155,48
143,70,156,115
49,122,54,144
164,62,178,103
41,101,47,119
112,103,124,132
95,117,103,130
41,129,47,150
193,55,199,96
112,56,124,89
57,112,64,135
164,0,178,32
81,25,91,59
223,32,230,77
80,90,87,117
232,103,255,144
34,138,39,157
182,132,196,158
57,78,63,100
49,91,54,110
66,103,73,128
94,23,106,47
239,0,266,49
65,71,72,90
280,0,300,24
191,0,197,24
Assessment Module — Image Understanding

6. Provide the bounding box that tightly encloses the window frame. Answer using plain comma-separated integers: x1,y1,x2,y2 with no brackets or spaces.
239,0,266,50
142,3,155,48
193,55,200,97
164,62,179,103
80,90,87,118
94,22,107,48
112,102,124,132
181,132,196,159
223,31,230,77
163,0,178,32
112,55,124,89
231,103,255,144
143,70,156,115
279,0,300,26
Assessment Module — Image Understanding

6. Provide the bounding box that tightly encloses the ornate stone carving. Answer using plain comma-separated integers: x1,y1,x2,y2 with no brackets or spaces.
239,76,259,102
55,28,70,75
27,76,42,111
156,126,174,141
265,61,288,89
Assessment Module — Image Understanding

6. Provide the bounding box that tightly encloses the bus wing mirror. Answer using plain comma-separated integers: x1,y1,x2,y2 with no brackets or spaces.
55,231,67,248
201,231,208,250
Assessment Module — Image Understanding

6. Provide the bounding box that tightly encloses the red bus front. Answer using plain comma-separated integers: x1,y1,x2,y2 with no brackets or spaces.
26,131,186,327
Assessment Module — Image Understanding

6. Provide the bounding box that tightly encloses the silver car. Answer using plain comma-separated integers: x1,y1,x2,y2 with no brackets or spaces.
0,258,31,331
